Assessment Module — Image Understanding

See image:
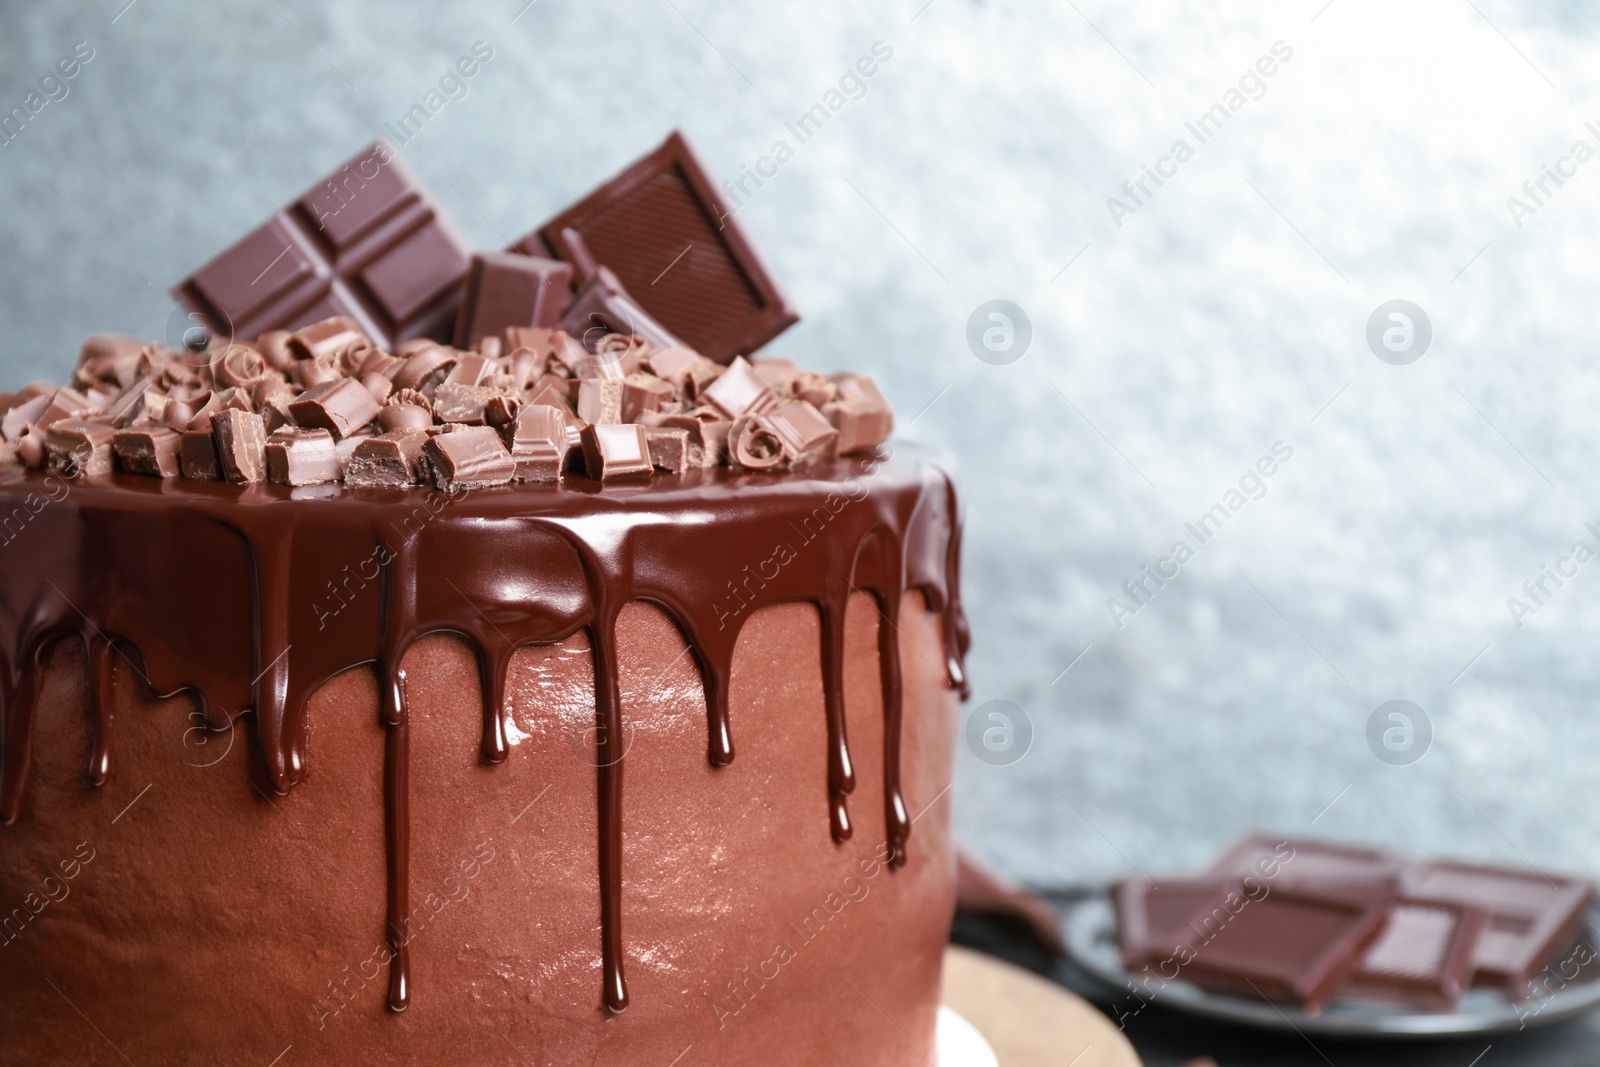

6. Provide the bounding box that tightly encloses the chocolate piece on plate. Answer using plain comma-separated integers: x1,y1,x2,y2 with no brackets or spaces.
424,425,514,491
113,426,183,478
1165,886,1387,1013
1113,877,1234,967
266,428,341,487
1399,860,1596,993
1205,835,1403,890
453,251,573,349
174,141,471,349
581,424,652,481
1338,897,1488,1011
515,130,798,363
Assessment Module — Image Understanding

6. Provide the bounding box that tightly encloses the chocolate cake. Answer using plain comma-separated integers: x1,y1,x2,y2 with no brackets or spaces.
0,135,969,1065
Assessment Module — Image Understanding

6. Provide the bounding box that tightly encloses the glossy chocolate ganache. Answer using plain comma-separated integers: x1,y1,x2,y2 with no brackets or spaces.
0,328,968,1024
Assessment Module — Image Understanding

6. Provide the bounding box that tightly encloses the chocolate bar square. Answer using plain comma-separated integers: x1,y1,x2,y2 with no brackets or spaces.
1399,860,1595,992
174,141,471,350
1205,836,1403,890
513,130,797,363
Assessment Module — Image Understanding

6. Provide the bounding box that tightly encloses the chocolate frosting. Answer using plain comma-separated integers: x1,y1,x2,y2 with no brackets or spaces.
0,444,967,1014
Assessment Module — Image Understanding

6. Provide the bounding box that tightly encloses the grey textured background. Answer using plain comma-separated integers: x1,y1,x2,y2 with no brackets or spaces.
4,0,1599,891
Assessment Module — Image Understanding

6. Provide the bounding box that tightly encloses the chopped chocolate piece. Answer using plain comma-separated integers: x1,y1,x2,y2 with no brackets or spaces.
453,251,573,349
477,335,503,360
484,394,520,428
764,399,837,460
107,381,168,428
1339,897,1488,1011
112,426,184,477
576,379,626,425
825,399,893,455
559,267,682,353
377,401,433,434
644,344,700,388
788,371,835,408
622,373,675,421
2,394,50,441
164,399,197,433
445,352,494,387
644,428,690,476
702,356,775,420
180,427,222,481
266,429,341,487
580,423,653,480
750,357,800,391
729,414,786,472
504,405,569,483
45,419,116,477
356,348,402,379
174,141,471,349
346,430,428,488
661,410,732,468
1167,886,1387,1013
546,331,590,376
37,387,97,431
213,409,268,484
424,425,515,490
1398,860,1595,992
16,429,45,469
432,382,503,425
516,130,798,362
391,345,458,391
289,378,382,439
286,316,368,364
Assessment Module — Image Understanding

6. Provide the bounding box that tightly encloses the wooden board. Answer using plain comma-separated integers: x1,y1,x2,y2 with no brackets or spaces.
943,946,1142,1067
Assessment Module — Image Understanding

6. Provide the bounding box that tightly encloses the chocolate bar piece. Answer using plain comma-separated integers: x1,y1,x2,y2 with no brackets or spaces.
644,428,690,476
515,131,798,363
581,424,652,480
504,405,569,483
558,266,683,354
1339,897,1488,1011
1206,836,1402,890
1399,860,1595,993
346,431,427,488
113,426,183,477
763,399,837,460
1113,878,1234,967
174,141,471,349
44,419,115,477
180,427,221,481
701,356,775,421
1167,886,1387,1013
266,429,340,487
424,426,514,491
213,409,267,484
289,377,382,440
453,251,573,349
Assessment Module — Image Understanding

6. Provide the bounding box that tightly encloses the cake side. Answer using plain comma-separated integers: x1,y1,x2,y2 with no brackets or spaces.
0,594,955,1065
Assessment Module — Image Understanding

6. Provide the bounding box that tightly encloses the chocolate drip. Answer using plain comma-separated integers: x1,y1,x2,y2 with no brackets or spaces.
0,446,966,1015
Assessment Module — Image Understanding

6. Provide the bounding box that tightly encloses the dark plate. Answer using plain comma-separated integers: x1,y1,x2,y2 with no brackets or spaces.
1063,894,1600,1037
